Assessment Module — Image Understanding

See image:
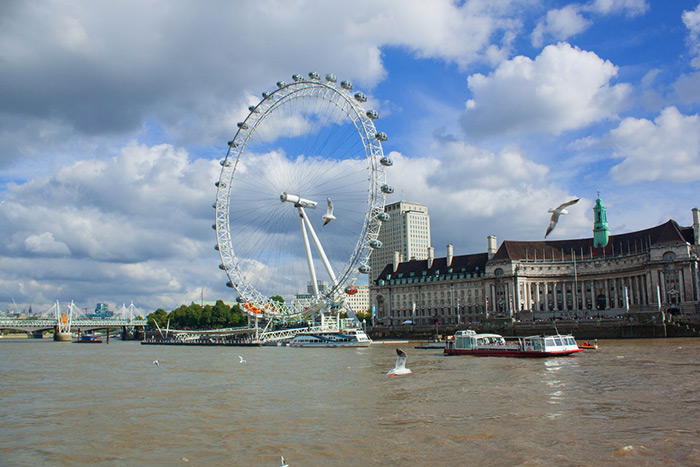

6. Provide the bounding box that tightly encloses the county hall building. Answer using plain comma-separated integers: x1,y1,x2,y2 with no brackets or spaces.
370,200,700,326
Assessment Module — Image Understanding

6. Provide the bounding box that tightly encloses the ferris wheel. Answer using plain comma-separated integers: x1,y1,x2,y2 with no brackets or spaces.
214,72,393,319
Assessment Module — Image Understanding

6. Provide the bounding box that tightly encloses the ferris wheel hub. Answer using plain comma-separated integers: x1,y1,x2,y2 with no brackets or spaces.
280,192,318,209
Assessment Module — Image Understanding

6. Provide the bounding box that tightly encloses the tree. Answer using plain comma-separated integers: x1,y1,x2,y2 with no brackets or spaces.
271,295,284,304
147,308,168,329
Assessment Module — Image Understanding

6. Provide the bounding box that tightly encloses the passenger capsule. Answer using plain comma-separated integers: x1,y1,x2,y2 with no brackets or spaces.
380,184,394,194
276,81,286,88
358,264,370,274
325,73,337,83
214,244,220,251
227,140,238,148
226,281,235,288
215,181,220,187
262,91,270,98
248,105,257,112
370,239,382,249
375,132,388,142
237,122,248,130
212,202,217,208
292,73,303,82
354,92,367,102
308,71,320,80
218,263,226,270
377,212,390,221
212,224,217,230
345,285,358,295
340,80,353,90
380,156,393,167
366,110,379,120
236,296,245,303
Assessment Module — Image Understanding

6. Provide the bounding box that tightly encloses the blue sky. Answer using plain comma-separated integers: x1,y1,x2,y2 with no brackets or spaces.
1,0,700,313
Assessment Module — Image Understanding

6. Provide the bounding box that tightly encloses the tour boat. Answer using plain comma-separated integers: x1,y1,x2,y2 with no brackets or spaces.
289,328,371,347
78,333,103,343
444,329,582,357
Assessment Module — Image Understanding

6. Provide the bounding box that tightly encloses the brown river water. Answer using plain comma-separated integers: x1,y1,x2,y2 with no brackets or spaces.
1,337,699,466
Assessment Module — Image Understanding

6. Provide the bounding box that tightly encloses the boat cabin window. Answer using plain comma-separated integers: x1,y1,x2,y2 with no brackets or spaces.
554,337,563,346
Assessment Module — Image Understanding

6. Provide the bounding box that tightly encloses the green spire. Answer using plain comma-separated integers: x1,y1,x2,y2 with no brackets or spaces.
593,191,609,248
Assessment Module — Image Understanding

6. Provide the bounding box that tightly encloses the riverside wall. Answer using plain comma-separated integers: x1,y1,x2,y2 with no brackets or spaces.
368,318,700,340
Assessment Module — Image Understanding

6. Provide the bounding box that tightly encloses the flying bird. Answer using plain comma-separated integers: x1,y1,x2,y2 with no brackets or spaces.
322,198,336,226
281,455,289,467
153,359,159,367
387,348,412,377
545,198,580,238
238,356,246,363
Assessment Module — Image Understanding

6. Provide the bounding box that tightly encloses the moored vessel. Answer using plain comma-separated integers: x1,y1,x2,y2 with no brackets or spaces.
289,327,371,347
444,329,582,357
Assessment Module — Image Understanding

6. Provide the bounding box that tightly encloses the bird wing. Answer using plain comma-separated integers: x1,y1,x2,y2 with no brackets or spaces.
545,213,559,237
556,198,580,210
326,197,334,215
395,348,407,370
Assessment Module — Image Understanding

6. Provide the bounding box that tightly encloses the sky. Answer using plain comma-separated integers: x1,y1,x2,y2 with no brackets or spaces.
2,0,700,314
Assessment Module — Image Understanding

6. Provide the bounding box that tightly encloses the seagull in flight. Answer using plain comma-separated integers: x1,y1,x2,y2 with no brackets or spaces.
281,455,289,467
238,356,246,363
545,198,580,238
387,348,412,377
152,359,159,367
322,198,336,226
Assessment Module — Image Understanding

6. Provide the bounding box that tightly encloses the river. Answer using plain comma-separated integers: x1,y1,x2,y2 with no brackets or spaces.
1,337,699,466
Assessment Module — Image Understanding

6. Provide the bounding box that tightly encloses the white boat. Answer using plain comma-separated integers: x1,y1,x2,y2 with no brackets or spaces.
444,329,582,357
289,328,371,347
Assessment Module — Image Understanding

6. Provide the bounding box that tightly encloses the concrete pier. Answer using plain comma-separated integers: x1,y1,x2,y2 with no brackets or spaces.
53,332,72,342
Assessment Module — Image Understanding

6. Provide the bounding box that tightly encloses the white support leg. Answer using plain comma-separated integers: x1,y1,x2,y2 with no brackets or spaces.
298,207,320,298
299,208,338,287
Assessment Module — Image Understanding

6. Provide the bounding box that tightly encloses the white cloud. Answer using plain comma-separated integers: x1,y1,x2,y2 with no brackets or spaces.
0,143,222,310
683,3,700,68
24,232,71,256
609,107,700,183
588,0,648,16
0,0,530,172
384,144,588,249
531,6,592,48
462,42,630,138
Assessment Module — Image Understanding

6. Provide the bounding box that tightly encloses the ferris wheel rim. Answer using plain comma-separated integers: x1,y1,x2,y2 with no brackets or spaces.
215,73,389,319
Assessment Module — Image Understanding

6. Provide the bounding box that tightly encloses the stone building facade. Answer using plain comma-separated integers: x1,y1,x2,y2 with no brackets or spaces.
371,209,700,325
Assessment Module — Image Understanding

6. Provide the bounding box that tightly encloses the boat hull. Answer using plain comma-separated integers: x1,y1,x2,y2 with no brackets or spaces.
289,330,371,348
444,348,582,357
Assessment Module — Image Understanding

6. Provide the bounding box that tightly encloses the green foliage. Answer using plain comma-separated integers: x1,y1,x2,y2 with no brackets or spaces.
270,295,284,304
146,300,246,330
355,311,372,323
147,308,168,329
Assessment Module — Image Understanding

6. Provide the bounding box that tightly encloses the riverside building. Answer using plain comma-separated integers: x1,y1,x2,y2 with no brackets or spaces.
371,208,700,326
369,201,431,281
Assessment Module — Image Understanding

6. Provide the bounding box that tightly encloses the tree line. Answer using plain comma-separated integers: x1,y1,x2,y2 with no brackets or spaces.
147,300,247,330
147,299,373,330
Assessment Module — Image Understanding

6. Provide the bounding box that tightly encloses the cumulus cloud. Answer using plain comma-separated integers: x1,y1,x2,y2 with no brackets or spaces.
608,106,700,183
531,6,592,48
384,144,588,250
683,3,700,68
24,232,71,256
0,0,529,172
461,43,630,138
0,143,222,310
